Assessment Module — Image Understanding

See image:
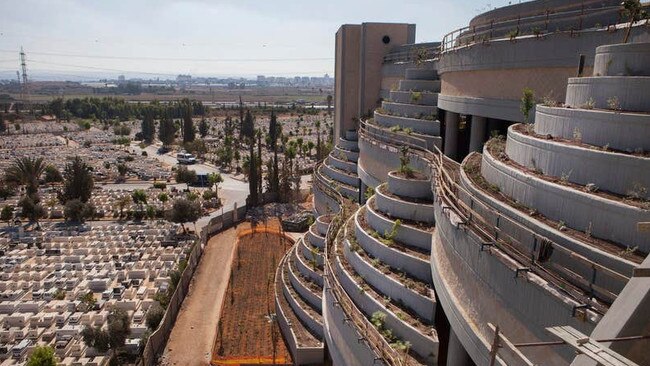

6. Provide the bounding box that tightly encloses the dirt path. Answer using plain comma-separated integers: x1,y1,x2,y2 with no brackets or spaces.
160,226,239,366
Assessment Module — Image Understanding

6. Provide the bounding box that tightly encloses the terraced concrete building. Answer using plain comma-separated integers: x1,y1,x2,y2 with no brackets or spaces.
276,1,650,365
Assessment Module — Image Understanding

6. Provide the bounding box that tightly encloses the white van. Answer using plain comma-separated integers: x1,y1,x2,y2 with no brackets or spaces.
176,152,197,165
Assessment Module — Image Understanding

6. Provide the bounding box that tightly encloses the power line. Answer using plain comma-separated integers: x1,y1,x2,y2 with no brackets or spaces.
0,49,333,63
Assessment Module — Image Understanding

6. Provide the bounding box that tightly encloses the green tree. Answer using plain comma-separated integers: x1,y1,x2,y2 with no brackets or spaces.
61,156,94,203
242,110,258,205
269,111,281,195
0,113,6,134
5,157,46,197
326,94,333,115
520,87,535,124
81,308,130,356
131,189,148,212
182,99,195,143
115,195,131,218
622,0,648,43
207,172,224,199
168,198,201,233
198,118,209,138
158,192,169,211
79,291,97,312
1,205,14,226
141,108,156,144
44,165,63,184
145,303,165,330
26,345,57,366
158,112,177,147
49,97,64,122
19,195,45,228
117,163,128,179
175,166,197,190
64,199,95,223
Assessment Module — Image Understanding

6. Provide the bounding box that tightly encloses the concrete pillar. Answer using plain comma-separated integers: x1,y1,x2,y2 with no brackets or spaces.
469,116,488,153
446,328,474,366
444,111,460,159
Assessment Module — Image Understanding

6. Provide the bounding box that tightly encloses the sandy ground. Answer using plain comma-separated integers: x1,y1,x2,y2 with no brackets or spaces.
160,226,239,366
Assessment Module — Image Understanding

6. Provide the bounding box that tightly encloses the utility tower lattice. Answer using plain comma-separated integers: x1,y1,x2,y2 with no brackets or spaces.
20,47,30,104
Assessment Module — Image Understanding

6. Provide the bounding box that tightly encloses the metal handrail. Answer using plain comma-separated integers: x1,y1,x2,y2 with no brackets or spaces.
383,45,441,64
441,3,624,53
358,120,630,315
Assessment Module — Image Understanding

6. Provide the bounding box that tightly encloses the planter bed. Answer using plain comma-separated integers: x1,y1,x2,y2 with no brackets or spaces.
307,225,325,249
287,254,323,312
374,111,441,136
315,215,331,236
366,197,433,251
333,145,359,162
389,90,439,106
301,237,324,268
293,244,323,287
333,222,437,364
375,184,435,224
387,170,433,200
282,261,324,339
354,208,432,284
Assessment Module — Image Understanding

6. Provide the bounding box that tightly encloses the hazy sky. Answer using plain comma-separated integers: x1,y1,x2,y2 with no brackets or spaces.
0,0,512,79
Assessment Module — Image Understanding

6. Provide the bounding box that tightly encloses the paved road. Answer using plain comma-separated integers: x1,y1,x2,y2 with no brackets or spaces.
129,143,249,209
159,226,239,366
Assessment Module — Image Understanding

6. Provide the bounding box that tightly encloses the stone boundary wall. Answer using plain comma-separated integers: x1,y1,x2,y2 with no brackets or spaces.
140,204,247,366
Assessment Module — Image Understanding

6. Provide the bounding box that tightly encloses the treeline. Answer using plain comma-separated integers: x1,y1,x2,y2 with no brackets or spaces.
45,97,207,122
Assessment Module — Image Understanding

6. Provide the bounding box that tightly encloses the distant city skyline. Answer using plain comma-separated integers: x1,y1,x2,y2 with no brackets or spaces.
0,0,514,80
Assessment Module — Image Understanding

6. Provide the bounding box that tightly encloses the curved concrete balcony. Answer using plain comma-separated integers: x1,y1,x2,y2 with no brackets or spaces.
326,154,357,174
362,122,443,153
431,201,598,365
366,197,433,252
322,274,383,366
534,105,650,152
398,79,441,93
481,146,650,252
333,145,359,162
594,42,650,77
335,232,438,363
338,136,359,152
343,235,435,323
293,241,323,287
322,161,359,187
389,90,439,106
375,184,435,224
317,165,359,200
353,208,432,284
275,253,324,365
374,111,441,136
301,237,324,268
281,254,324,339
313,176,342,216
382,101,438,119
287,251,323,312
506,124,650,199
405,68,439,81
307,224,325,249
387,171,433,200
565,76,650,113
315,215,331,237
460,154,633,298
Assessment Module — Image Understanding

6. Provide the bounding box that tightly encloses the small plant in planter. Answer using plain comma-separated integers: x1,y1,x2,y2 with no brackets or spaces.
410,91,422,104
398,146,416,178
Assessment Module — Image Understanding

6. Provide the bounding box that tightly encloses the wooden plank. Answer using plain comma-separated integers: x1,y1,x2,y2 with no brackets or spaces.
487,323,535,366
546,326,638,366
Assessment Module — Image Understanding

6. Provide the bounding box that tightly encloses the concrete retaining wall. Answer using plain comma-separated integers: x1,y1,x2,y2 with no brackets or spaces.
288,258,322,312
282,264,324,338
565,76,650,113
322,163,359,187
506,125,650,198
405,68,438,80
357,159,383,190
335,252,437,363
366,198,433,252
375,112,441,136
307,225,325,249
432,202,596,365
354,211,432,283
375,185,435,224
399,79,441,92
322,277,383,366
459,156,633,295
343,237,435,322
294,245,323,287
338,137,359,152
327,154,357,173
594,42,650,77
387,171,433,200
438,94,528,123
301,239,323,267
534,105,650,151
389,90,439,105
382,101,438,118
313,184,340,217
315,216,330,236
481,148,650,251
333,146,359,162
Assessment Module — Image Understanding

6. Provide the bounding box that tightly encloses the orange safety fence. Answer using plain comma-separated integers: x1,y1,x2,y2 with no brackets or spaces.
211,356,291,365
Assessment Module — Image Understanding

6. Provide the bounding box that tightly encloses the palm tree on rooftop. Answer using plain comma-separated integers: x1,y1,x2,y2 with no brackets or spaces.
5,157,46,198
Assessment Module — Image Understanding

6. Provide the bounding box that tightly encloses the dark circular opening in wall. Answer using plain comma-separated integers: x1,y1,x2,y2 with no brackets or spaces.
382,35,391,44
